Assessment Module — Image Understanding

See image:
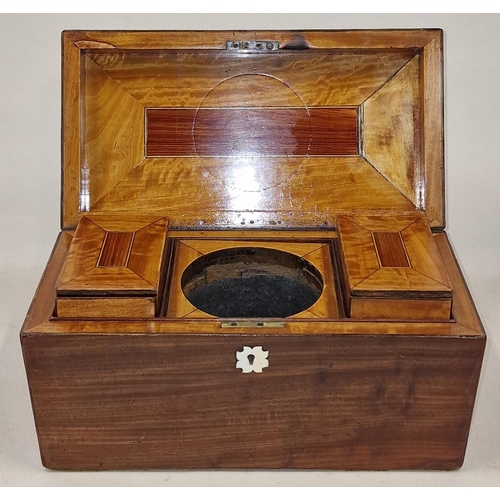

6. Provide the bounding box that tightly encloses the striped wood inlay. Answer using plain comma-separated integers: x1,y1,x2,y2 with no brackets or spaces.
97,232,134,267
146,107,358,157
372,231,410,268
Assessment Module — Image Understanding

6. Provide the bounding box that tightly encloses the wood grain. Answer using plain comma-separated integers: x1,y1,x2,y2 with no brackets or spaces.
83,57,145,210
338,214,452,296
21,233,72,330
97,232,134,267
421,31,445,227
167,229,338,240
198,73,305,108
400,215,452,289
337,215,452,320
59,267,157,294
363,55,421,207
24,230,482,337
61,33,82,229
21,332,484,470
90,157,416,226
292,244,339,319
65,29,440,50
165,241,202,319
27,314,481,337
24,29,483,470
338,214,422,232
56,297,155,319
57,216,169,295
146,107,358,157
89,51,414,108
352,268,452,297
56,216,106,288
350,298,451,321
434,233,484,333
166,238,338,320
180,239,328,259
61,30,445,230
337,217,380,288
372,232,410,268
76,214,165,233
56,216,169,318
126,219,170,289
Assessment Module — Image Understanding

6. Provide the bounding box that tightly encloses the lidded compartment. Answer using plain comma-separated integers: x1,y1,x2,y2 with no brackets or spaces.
55,215,169,318
336,214,453,320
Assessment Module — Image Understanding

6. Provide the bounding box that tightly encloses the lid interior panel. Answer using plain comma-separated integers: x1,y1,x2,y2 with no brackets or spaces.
62,31,444,229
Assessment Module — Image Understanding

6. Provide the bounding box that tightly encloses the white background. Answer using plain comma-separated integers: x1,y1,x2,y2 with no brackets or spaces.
0,13,499,486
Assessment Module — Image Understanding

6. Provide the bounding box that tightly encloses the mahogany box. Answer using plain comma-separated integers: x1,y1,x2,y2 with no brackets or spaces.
21,29,486,470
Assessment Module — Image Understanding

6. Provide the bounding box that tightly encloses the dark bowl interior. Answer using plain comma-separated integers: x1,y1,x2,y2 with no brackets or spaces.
181,247,323,318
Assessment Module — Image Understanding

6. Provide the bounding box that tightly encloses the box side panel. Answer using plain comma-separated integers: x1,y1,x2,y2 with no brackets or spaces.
21,333,484,471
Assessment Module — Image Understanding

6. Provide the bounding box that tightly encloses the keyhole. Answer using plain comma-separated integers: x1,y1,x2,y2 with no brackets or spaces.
247,354,255,365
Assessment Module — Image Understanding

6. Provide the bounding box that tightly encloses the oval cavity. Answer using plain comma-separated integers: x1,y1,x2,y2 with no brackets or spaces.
181,247,323,318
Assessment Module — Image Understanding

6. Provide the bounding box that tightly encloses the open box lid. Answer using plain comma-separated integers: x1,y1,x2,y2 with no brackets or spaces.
61,29,444,230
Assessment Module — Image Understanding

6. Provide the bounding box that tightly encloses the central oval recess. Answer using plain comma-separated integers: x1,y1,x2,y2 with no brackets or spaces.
181,247,324,318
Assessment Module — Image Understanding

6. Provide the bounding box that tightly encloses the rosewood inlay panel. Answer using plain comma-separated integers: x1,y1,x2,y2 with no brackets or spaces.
146,107,358,157
97,232,134,267
372,231,410,268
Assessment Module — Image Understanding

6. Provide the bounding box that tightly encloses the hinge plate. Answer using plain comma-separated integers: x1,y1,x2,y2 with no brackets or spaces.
221,321,285,328
226,40,279,51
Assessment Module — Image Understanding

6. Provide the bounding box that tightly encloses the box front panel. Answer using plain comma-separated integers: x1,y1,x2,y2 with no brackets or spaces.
22,333,484,470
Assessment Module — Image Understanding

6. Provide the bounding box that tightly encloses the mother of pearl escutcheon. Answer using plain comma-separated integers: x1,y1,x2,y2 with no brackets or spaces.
236,346,269,373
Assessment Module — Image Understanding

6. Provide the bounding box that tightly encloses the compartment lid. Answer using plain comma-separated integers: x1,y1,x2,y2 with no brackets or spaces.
62,29,444,230
56,215,169,296
337,214,452,300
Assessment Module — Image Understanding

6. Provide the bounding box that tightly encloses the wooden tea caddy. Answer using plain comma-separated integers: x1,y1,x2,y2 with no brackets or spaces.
21,29,486,471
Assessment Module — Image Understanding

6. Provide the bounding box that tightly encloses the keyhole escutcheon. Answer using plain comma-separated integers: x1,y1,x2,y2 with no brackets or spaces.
236,346,269,373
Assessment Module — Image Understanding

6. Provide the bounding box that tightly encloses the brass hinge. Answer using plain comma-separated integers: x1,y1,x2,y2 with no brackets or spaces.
226,40,279,51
